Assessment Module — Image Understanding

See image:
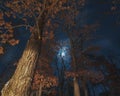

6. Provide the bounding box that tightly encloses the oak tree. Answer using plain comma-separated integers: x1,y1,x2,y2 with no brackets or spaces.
0,0,85,96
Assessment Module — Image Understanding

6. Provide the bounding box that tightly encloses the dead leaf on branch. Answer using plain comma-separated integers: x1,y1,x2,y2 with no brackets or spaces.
8,39,19,46
0,12,3,19
0,46,4,54
49,31,54,39
0,20,5,26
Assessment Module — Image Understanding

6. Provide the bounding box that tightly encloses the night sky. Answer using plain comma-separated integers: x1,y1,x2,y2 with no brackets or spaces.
0,0,120,95
0,0,120,75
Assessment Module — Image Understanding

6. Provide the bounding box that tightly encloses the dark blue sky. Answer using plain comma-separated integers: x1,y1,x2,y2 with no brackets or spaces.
56,0,120,55
86,0,120,55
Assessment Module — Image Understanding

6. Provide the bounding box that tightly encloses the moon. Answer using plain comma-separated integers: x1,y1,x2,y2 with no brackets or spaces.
61,51,65,57
58,47,66,57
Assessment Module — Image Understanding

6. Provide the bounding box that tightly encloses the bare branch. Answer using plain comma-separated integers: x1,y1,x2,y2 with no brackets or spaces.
0,24,31,30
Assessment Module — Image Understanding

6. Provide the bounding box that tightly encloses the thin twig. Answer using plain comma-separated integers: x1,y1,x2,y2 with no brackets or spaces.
0,24,31,30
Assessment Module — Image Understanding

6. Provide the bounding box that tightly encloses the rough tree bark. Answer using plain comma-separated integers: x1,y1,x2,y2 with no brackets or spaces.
1,38,40,96
74,77,80,96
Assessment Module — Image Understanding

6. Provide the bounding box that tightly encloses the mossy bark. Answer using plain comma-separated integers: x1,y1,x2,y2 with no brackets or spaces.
1,38,40,96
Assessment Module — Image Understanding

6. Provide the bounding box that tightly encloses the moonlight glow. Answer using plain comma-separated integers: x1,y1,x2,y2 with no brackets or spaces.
58,47,67,57
61,51,65,57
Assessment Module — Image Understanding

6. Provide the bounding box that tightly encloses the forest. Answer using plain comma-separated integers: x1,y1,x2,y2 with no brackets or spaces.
0,0,120,96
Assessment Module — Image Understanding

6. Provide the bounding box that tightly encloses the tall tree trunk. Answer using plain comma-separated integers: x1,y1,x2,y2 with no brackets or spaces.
73,77,80,96
82,80,88,96
83,85,88,96
81,78,88,96
59,86,63,96
38,84,43,96
1,38,40,96
65,81,70,96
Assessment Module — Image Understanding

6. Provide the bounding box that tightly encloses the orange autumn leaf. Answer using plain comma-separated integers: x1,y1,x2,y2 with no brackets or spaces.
8,39,19,46
8,34,14,38
42,38,46,43
8,29,14,33
49,31,54,39
46,19,51,27
13,15,16,19
0,12,3,19
45,31,48,35
1,39,7,44
0,20,5,26
5,12,11,17
0,46,4,54
32,69,58,90
5,22,12,28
